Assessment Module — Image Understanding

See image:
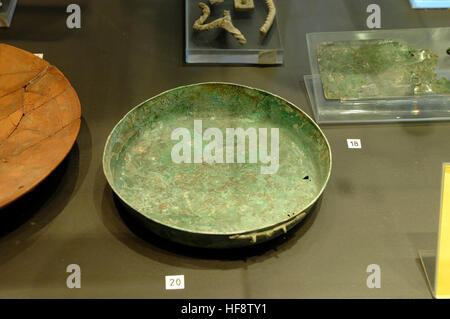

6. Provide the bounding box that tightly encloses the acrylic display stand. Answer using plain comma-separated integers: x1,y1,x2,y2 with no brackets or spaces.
185,0,283,64
304,27,450,124
0,0,17,27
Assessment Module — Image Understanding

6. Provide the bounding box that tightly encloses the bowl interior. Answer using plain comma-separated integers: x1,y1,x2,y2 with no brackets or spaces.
104,83,331,235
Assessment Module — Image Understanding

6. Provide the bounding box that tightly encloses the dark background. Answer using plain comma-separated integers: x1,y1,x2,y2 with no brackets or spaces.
0,0,449,298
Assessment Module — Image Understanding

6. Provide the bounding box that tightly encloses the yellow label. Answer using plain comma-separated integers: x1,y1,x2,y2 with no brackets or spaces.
436,164,450,298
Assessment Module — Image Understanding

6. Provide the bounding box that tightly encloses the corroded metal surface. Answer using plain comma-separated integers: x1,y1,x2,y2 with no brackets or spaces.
103,83,331,248
0,44,81,208
317,39,450,99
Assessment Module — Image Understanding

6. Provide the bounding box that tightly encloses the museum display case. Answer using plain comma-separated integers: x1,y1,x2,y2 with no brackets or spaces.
0,0,450,301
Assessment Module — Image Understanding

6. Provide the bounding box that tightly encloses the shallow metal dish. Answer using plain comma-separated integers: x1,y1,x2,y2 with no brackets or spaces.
103,83,331,248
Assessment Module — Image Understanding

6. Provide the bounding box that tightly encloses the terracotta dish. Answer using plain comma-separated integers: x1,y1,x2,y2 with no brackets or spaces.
0,44,81,208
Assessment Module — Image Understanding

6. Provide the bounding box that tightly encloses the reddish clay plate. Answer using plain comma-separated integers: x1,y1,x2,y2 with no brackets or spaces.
0,44,81,208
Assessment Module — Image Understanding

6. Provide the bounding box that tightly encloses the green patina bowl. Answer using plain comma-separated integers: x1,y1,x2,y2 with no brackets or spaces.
103,83,332,248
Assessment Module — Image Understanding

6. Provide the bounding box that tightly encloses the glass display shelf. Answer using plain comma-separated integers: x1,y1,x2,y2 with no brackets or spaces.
185,0,283,64
305,27,450,124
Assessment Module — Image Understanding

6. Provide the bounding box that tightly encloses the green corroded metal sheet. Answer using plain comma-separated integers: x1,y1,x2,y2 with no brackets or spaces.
103,83,332,248
317,39,450,99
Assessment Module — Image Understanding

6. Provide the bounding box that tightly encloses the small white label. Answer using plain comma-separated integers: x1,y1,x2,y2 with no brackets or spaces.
34,53,44,59
165,275,185,290
347,139,362,149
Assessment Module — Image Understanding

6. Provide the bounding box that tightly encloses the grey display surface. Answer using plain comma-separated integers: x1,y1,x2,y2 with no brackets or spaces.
0,0,449,298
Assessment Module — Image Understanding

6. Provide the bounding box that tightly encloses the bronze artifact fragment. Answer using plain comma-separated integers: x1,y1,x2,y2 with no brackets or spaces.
234,0,255,11
193,2,247,45
317,39,450,99
260,0,276,36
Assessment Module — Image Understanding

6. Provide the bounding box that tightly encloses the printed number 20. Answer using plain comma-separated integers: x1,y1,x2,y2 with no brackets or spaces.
165,275,184,290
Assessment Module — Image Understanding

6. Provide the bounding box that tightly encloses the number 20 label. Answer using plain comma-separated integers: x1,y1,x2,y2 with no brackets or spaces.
347,139,362,149
165,275,185,290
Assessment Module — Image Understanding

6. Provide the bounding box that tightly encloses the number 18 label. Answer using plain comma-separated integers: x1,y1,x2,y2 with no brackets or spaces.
165,275,185,290
347,139,362,149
